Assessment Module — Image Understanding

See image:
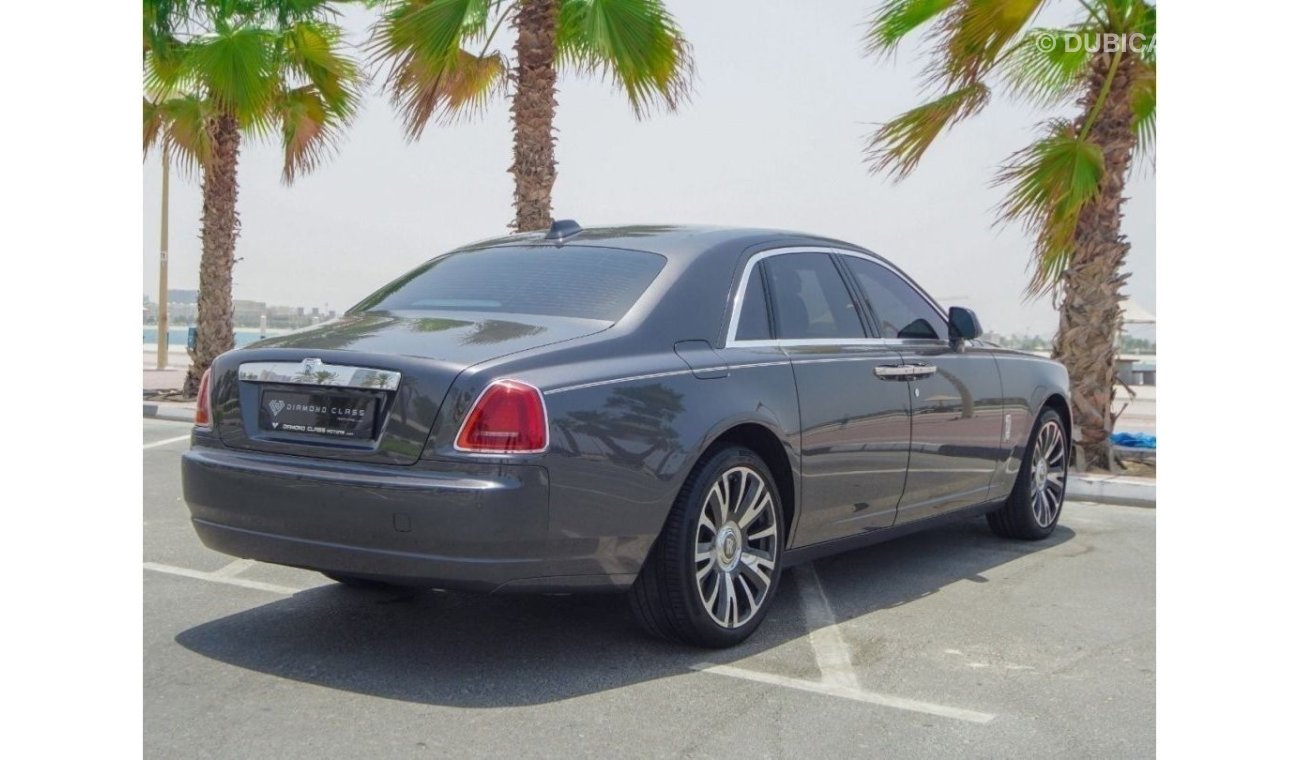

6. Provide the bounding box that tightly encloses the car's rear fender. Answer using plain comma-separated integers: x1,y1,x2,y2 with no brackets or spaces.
532,355,801,579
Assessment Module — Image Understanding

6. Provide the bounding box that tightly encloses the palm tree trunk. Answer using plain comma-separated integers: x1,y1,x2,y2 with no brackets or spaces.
184,114,241,395
509,0,558,232
1052,50,1139,471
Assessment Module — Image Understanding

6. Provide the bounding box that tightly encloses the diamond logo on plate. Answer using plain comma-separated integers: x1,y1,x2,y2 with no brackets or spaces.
268,399,286,417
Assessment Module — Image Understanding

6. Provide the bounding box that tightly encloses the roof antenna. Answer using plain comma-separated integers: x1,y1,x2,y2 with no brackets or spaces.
545,219,583,242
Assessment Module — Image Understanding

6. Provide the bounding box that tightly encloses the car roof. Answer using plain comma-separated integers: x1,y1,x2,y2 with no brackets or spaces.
457,224,870,261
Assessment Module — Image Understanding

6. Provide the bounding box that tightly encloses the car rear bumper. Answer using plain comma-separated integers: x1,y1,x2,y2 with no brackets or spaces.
181,444,636,593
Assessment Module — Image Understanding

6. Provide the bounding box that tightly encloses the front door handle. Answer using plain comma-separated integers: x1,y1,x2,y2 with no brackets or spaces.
873,363,937,381
874,364,913,380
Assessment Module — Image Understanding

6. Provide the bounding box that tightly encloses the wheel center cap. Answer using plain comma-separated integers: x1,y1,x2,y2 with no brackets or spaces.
716,524,741,570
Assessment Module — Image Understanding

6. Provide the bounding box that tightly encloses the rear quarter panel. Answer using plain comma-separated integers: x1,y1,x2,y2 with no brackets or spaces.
435,350,802,580
987,348,1071,500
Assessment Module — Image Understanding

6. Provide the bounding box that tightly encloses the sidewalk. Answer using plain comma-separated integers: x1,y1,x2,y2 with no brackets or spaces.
144,347,195,422
144,346,189,390
1069,472,1156,508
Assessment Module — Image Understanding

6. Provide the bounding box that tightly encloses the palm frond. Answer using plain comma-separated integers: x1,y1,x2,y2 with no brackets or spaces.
929,0,1047,88
144,93,216,179
144,0,197,52
144,97,164,155
278,84,344,183
866,82,990,180
457,0,494,40
282,20,363,116
369,0,498,136
1131,0,1156,64
557,0,694,118
144,38,193,100
995,119,1105,295
1130,60,1155,160
273,0,347,26
864,0,958,56
372,0,488,62
1000,26,1090,106
184,25,280,123
398,47,505,133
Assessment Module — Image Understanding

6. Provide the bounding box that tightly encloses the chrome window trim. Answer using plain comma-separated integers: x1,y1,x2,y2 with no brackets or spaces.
238,361,402,391
724,246,949,348
726,337,890,349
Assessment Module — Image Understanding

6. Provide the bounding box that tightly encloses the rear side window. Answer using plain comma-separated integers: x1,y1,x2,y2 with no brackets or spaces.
764,253,866,340
354,246,666,322
735,266,772,340
842,257,947,340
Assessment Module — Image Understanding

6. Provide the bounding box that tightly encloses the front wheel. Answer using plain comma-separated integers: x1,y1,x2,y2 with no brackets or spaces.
630,446,785,648
988,408,1068,540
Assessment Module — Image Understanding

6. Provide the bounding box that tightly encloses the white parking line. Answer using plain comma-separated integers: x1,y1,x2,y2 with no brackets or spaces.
144,562,300,595
143,434,191,450
691,663,996,724
795,564,860,690
210,558,258,578
692,563,997,724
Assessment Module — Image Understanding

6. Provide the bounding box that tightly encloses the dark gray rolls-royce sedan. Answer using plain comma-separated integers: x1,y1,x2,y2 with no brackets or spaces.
182,222,1070,647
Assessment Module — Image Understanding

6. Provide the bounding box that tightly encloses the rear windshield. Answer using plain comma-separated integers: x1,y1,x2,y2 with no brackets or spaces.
353,246,667,322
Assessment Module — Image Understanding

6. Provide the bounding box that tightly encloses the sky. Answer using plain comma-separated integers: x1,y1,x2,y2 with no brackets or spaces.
141,0,1154,338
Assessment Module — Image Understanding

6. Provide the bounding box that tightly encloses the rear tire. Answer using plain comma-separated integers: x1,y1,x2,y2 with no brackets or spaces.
988,408,1068,540
630,445,785,648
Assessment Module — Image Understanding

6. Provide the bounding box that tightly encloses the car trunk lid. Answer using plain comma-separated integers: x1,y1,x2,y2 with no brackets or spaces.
211,311,607,464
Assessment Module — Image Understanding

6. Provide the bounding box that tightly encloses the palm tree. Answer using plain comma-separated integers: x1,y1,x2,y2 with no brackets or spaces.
862,0,1155,470
144,0,363,395
370,0,693,231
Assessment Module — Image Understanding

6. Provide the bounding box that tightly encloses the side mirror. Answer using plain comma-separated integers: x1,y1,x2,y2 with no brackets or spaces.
948,306,983,342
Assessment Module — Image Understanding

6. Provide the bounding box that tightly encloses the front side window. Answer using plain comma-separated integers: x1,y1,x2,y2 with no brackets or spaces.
842,257,947,340
352,246,667,322
763,253,866,340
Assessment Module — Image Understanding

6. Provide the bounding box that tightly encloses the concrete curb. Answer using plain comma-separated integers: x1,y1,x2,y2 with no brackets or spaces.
1070,473,1156,508
143,402,196,423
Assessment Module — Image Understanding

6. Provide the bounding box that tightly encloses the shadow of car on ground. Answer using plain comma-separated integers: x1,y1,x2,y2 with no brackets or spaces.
175,517,1076,707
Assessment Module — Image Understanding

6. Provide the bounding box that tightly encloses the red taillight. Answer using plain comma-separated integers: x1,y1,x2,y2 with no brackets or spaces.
194,368,212,427
455,379,548,454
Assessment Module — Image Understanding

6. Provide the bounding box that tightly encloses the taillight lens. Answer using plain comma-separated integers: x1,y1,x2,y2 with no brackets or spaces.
194,368,212,427
455,379,548,454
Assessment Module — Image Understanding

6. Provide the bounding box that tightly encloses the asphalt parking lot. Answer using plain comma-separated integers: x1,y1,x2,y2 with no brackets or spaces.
144,418,1155,759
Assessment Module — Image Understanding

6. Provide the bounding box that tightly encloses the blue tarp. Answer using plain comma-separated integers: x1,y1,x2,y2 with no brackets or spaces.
1111,432,1156,449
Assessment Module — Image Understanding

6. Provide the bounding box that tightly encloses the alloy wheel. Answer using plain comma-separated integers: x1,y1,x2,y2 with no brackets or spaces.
1030,419,1067,527
693,466,779,629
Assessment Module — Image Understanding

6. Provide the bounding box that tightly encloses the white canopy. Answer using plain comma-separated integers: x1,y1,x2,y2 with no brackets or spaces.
1121,298,1157,325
